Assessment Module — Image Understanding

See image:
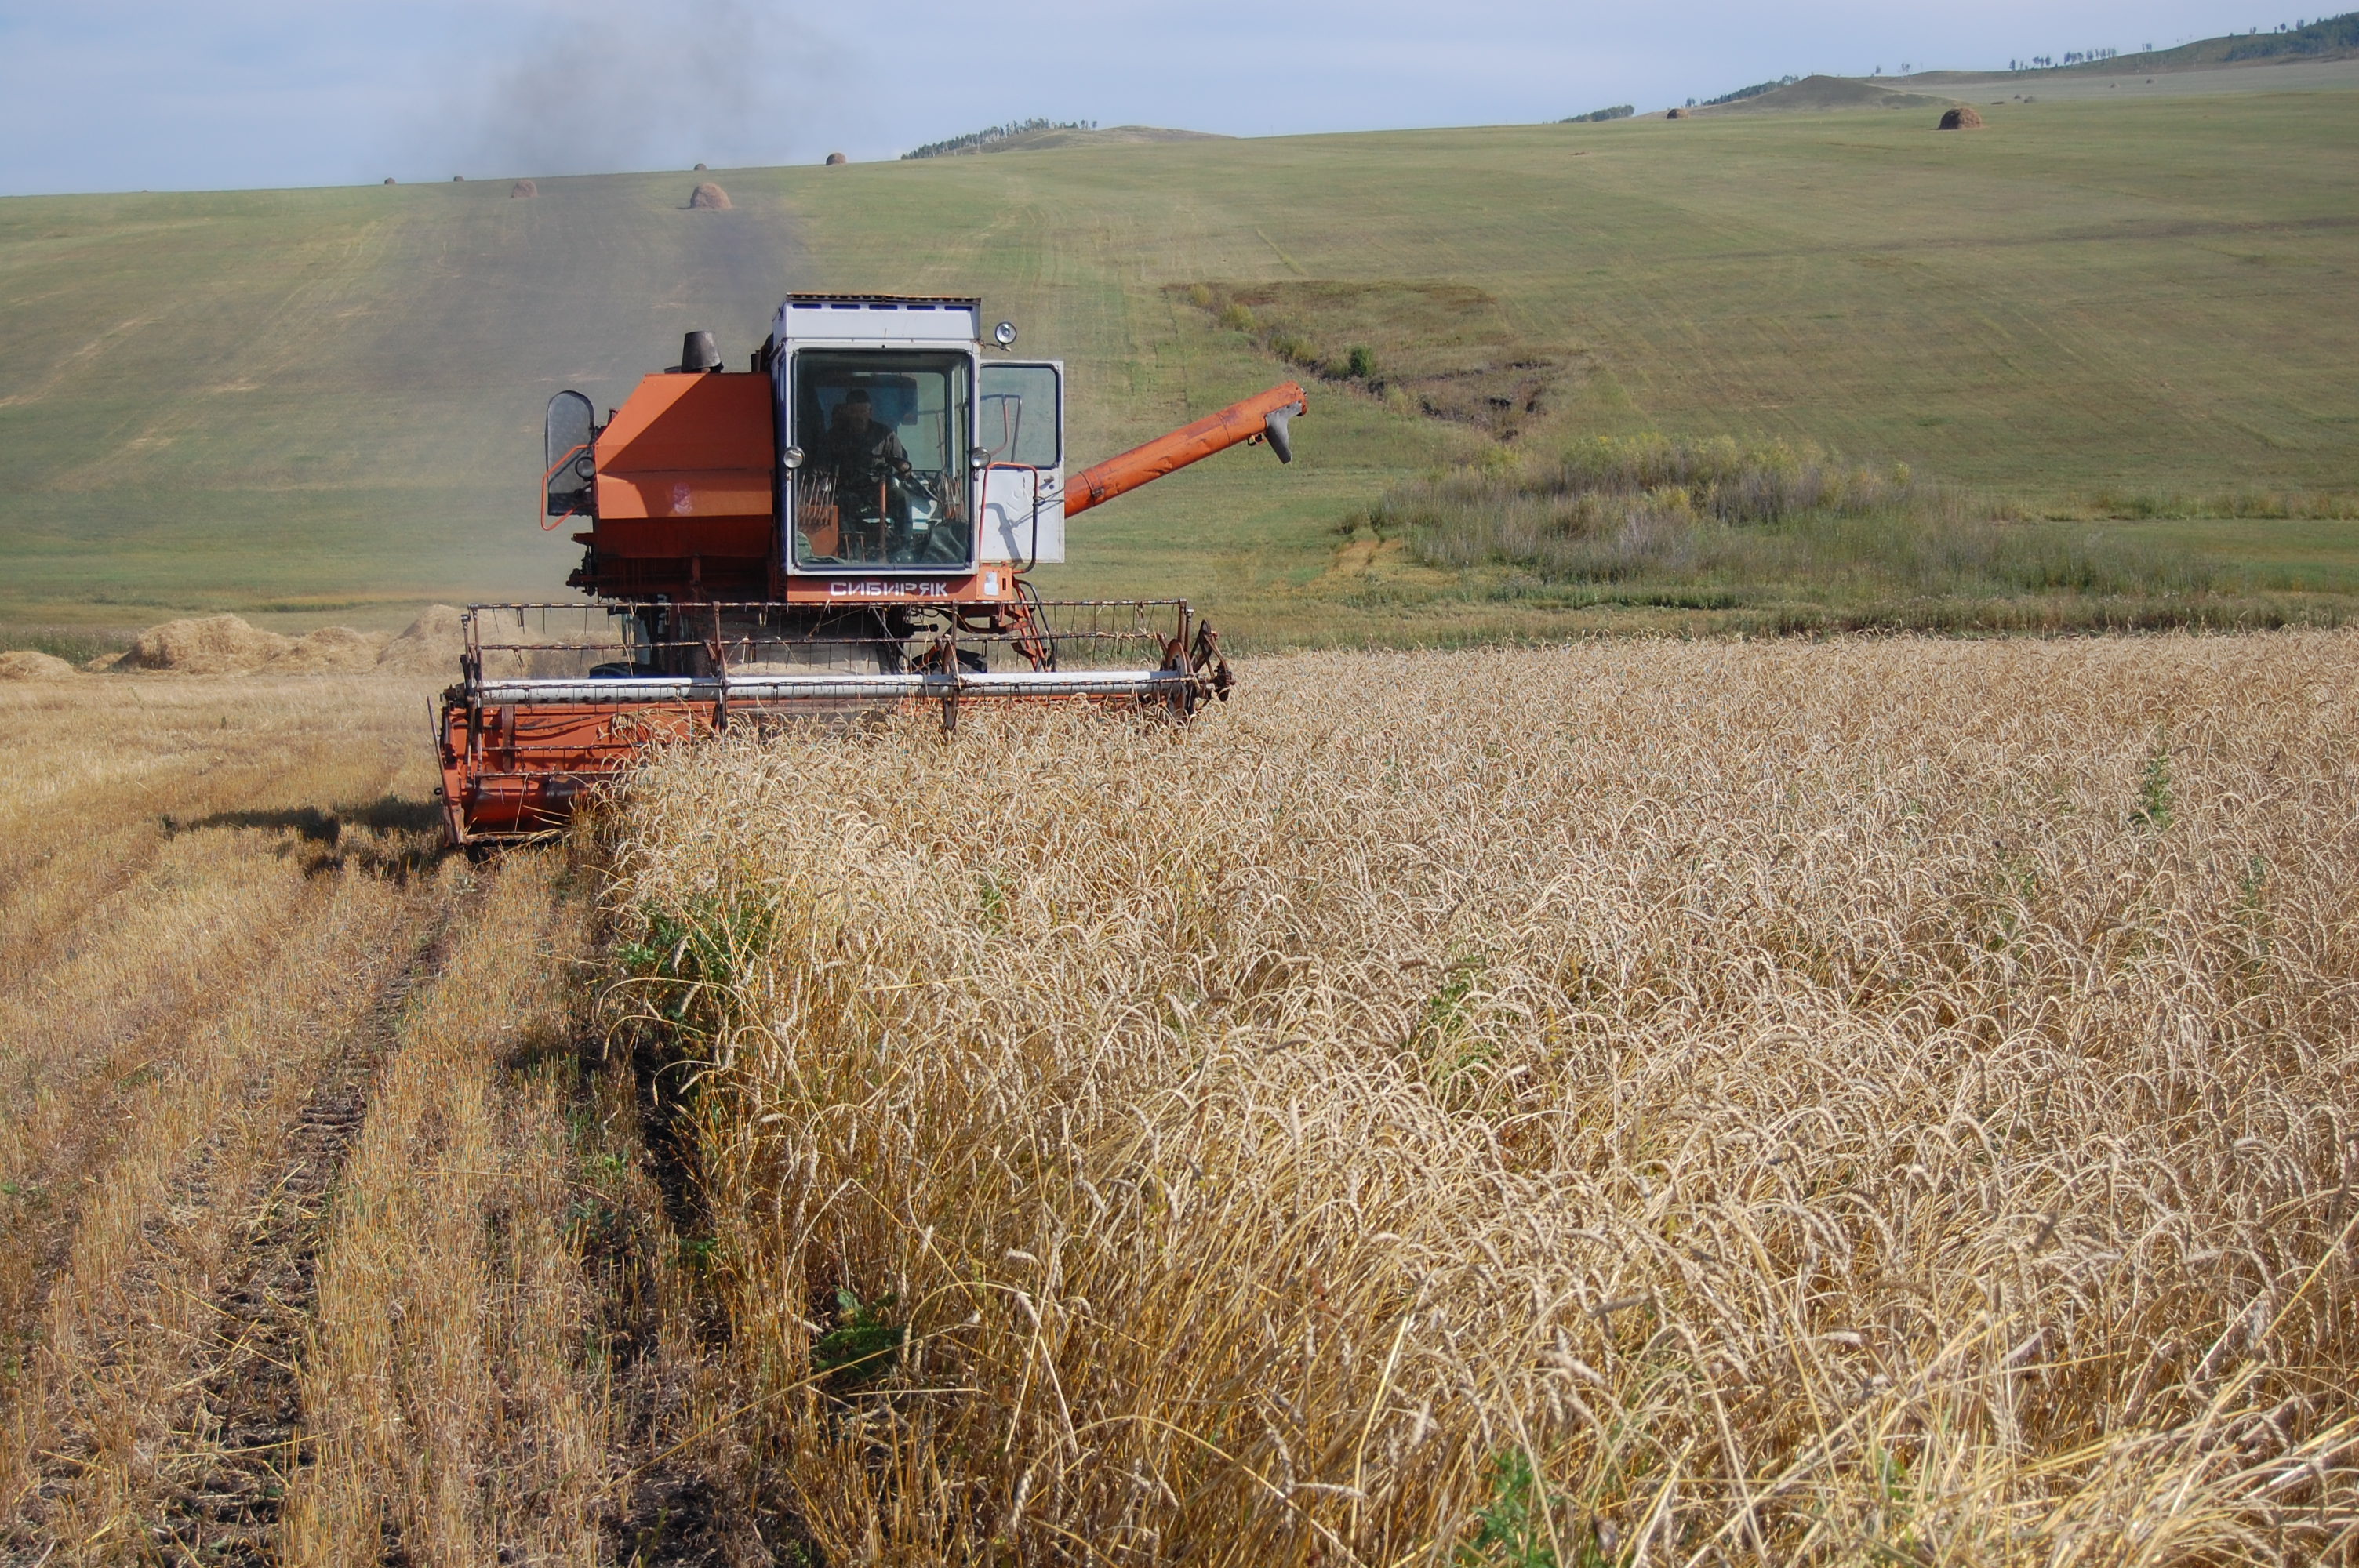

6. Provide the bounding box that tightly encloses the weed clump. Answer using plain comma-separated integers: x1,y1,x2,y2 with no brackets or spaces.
1384,433,2235,622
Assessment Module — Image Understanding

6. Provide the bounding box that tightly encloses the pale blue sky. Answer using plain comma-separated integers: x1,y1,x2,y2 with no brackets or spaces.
0,0,2319,194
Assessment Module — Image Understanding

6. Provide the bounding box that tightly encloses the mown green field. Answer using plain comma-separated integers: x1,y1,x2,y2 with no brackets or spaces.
1,78,2354,645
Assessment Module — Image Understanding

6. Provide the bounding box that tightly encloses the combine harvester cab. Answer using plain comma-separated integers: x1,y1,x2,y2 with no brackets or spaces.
438,296,1305,844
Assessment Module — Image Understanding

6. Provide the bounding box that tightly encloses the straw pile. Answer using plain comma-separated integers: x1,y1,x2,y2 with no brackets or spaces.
688,182,732,209
0,651,76,681
373,604,466,673
266,625,380,674
105,613,410,675
604,632,2359,1564
1939,106,1986,130
115,615,293,674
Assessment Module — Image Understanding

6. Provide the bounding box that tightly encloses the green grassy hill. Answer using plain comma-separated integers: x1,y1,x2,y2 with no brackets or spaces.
1694,74,1958,114
916,125,1229,157
2,79,2356,644
2030,10,2359,73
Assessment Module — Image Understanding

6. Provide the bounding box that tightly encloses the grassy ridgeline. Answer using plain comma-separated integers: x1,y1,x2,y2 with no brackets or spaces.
1372,435,2335,632
8,82,2359,638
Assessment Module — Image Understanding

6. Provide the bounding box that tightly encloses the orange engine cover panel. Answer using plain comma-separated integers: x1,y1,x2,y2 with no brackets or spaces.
594,372,775,523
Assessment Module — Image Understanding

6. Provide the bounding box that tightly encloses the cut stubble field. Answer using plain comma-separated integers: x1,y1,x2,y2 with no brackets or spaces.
0,677,767,1561
5,626,2358,1563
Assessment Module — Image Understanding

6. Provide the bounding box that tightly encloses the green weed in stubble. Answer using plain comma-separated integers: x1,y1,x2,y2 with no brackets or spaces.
611,889,776,1044
2131,740,2174,831
1461,1448,1620,1568
812,1288,906,1391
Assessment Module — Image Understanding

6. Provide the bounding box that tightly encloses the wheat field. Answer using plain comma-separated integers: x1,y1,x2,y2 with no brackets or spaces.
5,633,2356,1564
606,631,2359,1566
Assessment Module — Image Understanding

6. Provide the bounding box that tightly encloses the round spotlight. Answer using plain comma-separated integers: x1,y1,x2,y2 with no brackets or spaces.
994,321,1019,348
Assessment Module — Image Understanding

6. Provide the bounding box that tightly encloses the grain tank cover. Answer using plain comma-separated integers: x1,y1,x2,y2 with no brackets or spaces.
775,294,982,346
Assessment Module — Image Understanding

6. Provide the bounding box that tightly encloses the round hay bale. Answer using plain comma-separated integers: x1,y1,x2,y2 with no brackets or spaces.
824,151,848,166
375,605,467,674
452,174,465,181
1939,106,1984,130
1665,107,1686,119
511,178,539,198
383,176,398,185
689,181,732,209
695,162,708,171
0,650,77,682
118,614,293,676
265,626,383,675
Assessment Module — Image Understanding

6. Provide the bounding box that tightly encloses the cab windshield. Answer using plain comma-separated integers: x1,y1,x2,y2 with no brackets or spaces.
791,350,972,570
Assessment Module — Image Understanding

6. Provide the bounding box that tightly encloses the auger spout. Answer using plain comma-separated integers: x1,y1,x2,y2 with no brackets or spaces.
1063,383,1307,517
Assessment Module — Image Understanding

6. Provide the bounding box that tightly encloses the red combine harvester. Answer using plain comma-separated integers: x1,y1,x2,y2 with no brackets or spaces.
436,295,1306,844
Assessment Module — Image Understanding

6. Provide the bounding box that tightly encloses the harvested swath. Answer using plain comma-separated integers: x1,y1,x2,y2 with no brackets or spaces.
265,626,383,676
688,181,732,210
107,615,391,676
374,604,466,673
116,615,293,675
0,651,75,681
608,631,2359,1565
511,179,538,198
1940,105,1986,129
824,152,847,166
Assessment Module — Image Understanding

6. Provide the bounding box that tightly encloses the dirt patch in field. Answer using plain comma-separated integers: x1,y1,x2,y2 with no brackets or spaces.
1939,106,1986,129
0,650,77,681
688,181,732,209
1176,280,1564,439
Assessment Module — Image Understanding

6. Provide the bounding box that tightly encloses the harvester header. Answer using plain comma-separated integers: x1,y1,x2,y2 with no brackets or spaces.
438,295,1307,844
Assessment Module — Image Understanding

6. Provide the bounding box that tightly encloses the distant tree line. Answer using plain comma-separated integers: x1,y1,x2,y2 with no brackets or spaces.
1558,103,1635,123
2008,12,2354,71
2224,12,2359,58
1700,75,1798,107
2011,48,2121,68
902,119,1098,160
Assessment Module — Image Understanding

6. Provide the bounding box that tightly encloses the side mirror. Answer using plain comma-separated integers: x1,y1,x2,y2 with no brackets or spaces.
968,448,989,472
781,445,805,471
545,390,596,516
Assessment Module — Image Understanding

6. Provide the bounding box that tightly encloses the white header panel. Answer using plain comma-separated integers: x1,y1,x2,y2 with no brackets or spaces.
776,296,980,345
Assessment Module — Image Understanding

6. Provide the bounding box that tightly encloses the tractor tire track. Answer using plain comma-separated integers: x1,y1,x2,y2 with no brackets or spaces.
0,859,462,1558
142,885,471,1565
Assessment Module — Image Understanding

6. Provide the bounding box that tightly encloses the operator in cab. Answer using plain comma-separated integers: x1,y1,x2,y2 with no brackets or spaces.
812,389,914,558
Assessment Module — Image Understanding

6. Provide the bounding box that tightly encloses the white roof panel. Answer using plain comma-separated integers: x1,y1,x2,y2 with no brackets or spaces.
776,295,980,344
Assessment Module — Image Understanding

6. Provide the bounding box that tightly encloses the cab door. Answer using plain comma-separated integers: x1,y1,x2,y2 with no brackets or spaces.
978,361,1064,564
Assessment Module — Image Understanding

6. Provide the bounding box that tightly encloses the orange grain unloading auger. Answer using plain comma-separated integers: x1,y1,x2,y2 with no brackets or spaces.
435,295,1306,844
